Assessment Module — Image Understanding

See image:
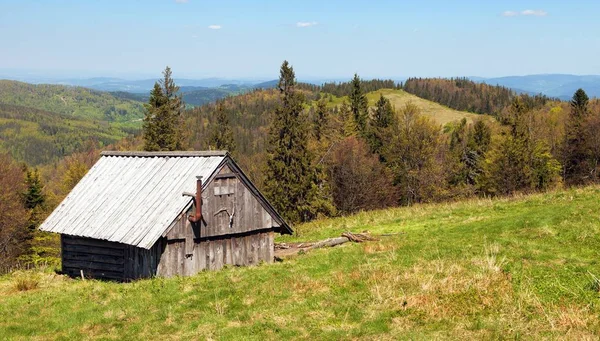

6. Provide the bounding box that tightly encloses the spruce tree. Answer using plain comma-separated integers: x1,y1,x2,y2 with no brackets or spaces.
264,61,322,223
23,168,45,210
143,66,185,151
312,99,329,142
564,88,590,185
23,168,46,231
209,101,236,153
349,73,369,135
367,94,396,157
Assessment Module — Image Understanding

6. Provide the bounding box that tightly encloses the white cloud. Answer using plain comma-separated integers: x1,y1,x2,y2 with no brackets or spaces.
502,9,548,17
297,21,318,28
208,25,222,30
521,9,547,16
174,0,189,3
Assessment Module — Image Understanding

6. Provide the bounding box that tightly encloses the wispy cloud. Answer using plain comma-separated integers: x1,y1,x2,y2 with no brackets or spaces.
502,9,548,17
208,25,222,30
174,0,189,3
521,9,547,16
297,21,318,28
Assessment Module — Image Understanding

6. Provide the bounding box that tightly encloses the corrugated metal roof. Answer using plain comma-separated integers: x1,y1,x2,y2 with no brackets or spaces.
39,153,226,249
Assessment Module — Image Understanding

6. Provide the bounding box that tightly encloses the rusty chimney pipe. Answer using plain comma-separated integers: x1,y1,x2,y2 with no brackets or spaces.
188,176,203,224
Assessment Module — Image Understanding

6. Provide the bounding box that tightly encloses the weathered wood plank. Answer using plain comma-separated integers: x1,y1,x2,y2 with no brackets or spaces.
214,240,224,270
62,236,125,250
63,253,124,265
62,260,124,273
63,244,125,257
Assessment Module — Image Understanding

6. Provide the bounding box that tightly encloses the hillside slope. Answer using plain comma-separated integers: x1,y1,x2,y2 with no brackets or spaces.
0,103,129,165
366,89,490,126
1,186,599,339
0,80,144,124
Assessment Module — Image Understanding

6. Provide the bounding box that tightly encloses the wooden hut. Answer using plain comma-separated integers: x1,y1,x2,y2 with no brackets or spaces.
39,151,292,281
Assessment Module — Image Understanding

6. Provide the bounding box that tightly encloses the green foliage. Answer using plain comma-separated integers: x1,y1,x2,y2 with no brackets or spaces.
479,97,561,195
143,67,185,151
264,61,330,223
0,80,144,123
348,74,369,135
564,88,591,185
447,119,492,190
384,102,447,205
23,168,45,210
318,78,398,97
209,101,236,154
312,99,329,141
366,94,396,157
403,77,549,116
23,168,47,233
0,103,130,166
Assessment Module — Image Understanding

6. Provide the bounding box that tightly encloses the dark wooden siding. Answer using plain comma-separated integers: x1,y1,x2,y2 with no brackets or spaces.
157,231,274,277
61,235,163,281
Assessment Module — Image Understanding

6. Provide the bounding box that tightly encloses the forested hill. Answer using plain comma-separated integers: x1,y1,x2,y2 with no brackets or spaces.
0,80,146,166
0,103,130,166
402,77,550,117
0,80,144,124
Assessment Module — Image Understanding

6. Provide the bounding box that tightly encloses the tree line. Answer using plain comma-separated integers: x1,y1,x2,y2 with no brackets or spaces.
402,77,552,117
142,63,600,225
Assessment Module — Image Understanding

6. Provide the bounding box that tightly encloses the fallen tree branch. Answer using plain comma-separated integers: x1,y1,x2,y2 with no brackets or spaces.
274,231,384,257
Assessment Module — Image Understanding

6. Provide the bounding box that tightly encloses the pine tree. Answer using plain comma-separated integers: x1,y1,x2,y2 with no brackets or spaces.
143,66,185,151
23,167,46,232
349,73,369,135
23,168,45,210
312,99,329,142
367,94,396,157
209,101,236,153
264,61,327,223
564,88,590,185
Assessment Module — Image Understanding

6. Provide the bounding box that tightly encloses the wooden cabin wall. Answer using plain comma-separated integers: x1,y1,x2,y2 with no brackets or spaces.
157,231,274,277
166,164,280,240
61,235,163,281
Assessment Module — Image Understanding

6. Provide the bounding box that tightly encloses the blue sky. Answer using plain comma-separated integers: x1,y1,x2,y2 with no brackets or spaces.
1,0,599,80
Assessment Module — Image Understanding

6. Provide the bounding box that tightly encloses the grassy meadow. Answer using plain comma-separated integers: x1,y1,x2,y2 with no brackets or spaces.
1,186,600,339
321,88,490,126
367,89,491,126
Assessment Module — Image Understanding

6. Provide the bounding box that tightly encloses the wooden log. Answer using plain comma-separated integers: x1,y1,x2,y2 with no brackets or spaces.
309,237,350,249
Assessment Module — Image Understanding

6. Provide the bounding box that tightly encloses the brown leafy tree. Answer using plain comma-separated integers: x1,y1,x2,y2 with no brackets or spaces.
0,153,29,269
328,137,396,214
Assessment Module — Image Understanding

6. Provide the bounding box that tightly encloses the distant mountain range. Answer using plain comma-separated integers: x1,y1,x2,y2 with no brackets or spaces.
1,73,599,102
471,74,600,100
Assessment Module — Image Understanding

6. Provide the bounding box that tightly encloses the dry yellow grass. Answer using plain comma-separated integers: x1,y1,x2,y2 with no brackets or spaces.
367,89,493,126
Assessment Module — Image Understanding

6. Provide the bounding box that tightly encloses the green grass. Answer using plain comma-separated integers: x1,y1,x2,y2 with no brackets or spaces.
2,186,600,339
